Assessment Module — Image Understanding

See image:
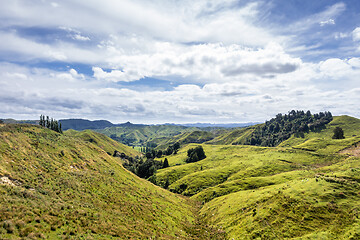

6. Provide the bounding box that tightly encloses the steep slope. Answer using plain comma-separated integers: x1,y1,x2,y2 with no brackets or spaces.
152,115,360,239
0,124,196,239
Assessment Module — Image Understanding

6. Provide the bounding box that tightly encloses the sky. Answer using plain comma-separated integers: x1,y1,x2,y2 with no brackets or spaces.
1,0,360,124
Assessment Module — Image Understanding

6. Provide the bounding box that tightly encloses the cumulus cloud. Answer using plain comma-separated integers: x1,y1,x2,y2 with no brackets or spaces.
96,42,301,83
92,67,143,82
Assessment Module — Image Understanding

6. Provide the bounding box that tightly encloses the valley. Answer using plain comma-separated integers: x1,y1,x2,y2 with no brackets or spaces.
0,114,360,239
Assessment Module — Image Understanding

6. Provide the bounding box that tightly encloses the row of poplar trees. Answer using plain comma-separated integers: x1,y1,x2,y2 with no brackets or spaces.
39,115,62,133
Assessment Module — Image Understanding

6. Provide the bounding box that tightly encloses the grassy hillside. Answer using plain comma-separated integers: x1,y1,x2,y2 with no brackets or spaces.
279,115,360,152
64,129,140,157
152,115,360,238
205,126,256,145
0,124,198,239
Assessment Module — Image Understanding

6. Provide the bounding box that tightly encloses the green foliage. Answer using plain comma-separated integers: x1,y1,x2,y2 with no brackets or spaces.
164,142,181,155
332,126,345,139
244,110,333,147
186,146,206,163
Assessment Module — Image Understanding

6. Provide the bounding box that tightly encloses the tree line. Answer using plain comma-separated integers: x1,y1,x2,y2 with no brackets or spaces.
244,110,333,147
39,115,63,133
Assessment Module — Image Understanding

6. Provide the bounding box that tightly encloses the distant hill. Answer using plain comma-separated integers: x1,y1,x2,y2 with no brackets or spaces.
0,118,38,125
96,124,202,147
152,129,228,150
59,119,114,131
172,122,259,128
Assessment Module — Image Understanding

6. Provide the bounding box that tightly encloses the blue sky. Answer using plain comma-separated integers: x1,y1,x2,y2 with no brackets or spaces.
1,0,360,123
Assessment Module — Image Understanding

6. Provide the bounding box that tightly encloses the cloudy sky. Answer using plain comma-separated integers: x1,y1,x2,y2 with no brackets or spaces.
1,0,360,124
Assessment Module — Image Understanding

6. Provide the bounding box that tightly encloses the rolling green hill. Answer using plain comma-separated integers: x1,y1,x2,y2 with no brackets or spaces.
2,115,360,239
96,124,227,149
153,130,228,150
0,124,201,239
96,124,198,146
151,115,360,239
205,126,256,145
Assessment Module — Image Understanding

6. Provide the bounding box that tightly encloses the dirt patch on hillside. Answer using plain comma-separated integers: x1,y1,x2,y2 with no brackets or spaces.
0,176,16,186
340,143,360,157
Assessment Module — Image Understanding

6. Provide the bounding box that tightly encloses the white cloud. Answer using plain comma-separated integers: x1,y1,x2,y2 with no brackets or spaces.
2,58,359,123
92,67,143,82
352,27,360,41
320,19,335,26
97,41,301,83
72,34,90,41
0,0,278,46
334,32,349,39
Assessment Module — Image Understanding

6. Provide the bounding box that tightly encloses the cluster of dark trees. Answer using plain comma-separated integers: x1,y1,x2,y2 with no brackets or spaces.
118,143,183,179
245,110,333,147
119,151,171,179
186,146,206,163
143,142,181,159
39,115,62,133
122,157,170,179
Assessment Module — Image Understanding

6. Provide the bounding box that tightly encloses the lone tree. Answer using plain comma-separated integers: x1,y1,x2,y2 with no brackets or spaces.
186,146,206,163
332,127,344,139
162,158,169,168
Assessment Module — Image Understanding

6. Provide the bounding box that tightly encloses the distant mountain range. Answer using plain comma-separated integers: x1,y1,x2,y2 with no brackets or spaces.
177,122,259,128
1,118,257,130
59,119,147,131
58,119,258,131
